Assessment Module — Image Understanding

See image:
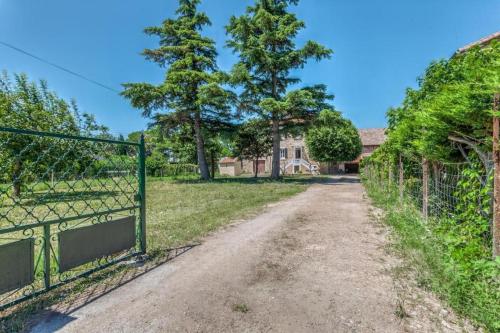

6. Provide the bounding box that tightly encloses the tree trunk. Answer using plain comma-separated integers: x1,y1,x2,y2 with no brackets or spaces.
254,158,259,178
270,62,281,180
13,158,22,198
193,112,210,180
211,151,215,180
271,119,281,179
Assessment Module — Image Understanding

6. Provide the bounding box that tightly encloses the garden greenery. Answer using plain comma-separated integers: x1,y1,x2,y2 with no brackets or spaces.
364,40,500,331
305,109,361,163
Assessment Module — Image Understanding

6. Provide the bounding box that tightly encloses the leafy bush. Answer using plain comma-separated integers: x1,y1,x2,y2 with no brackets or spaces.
145,152,198,177
306,109,362,163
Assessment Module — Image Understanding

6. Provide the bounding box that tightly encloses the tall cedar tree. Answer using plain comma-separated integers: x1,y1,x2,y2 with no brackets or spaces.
227,0,332,179
122,0,234,180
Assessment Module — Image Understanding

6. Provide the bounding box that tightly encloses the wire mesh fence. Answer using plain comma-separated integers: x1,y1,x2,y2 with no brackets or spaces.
363,159,492,223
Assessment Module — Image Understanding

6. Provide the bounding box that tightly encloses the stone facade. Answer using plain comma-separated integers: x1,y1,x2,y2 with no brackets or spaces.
239,136,320,175
222,128,386,176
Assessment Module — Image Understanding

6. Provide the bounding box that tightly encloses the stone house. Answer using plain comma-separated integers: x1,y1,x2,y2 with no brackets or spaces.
219,128,386,176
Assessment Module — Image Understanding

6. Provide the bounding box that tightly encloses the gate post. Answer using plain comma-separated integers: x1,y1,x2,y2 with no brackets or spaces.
138,134,147,254
422,158,429,219
493,93,500,258
399,154,404,202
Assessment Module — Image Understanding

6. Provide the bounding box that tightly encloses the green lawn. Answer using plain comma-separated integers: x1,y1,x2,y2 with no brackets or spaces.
145,176,313,254
0,175,315,332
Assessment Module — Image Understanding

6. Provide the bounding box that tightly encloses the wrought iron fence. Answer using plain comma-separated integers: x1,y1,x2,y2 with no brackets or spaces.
0,127,146,310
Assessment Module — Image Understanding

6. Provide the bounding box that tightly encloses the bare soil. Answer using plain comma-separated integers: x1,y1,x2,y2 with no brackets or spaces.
30,176,477,333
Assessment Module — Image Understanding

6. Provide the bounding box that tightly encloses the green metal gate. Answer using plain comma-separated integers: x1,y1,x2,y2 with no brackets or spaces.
0,127,146,310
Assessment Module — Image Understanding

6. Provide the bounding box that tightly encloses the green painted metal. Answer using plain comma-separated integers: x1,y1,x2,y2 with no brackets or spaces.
0,239,34,294
0,205,140,235
58,216,136,272
43,225,51,289
0,127,146,310
138,134,147,254
0,127,140,146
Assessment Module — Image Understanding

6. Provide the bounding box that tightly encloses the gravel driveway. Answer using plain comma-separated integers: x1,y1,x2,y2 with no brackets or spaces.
30,176,475,333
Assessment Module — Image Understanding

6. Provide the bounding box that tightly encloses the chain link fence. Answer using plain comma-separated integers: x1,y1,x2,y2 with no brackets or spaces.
0,127,146,310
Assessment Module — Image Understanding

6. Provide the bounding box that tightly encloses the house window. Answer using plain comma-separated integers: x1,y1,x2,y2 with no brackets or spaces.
295,147,302,159
280,148,288,159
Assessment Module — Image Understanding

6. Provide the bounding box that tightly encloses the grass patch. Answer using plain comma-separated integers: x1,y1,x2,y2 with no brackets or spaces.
232,303,249,313
146,175,313,253
0,175,315,332
364,180,500,332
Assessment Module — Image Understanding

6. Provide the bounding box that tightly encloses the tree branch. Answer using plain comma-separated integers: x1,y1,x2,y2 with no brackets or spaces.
448,134,490,170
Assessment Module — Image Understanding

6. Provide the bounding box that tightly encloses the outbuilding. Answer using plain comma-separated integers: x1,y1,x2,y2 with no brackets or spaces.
218,157,242,176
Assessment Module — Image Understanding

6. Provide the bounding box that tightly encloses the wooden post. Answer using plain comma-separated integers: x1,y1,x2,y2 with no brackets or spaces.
493,93,500,258
399,154,404,202
422,158,429,219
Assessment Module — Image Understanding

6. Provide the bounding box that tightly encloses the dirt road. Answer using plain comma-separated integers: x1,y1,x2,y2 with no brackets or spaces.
31,177,473,333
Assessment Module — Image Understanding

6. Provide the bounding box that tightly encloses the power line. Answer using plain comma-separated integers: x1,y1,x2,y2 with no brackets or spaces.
0,40,120,94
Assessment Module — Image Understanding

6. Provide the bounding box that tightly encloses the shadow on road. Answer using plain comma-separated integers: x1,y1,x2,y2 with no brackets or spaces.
1,245,198,333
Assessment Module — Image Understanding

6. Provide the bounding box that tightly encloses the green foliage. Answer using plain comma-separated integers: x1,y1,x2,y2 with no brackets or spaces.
305,109,362,162
373,41,500,165
145,152,198,177
0,72,110,195
226,0,332,178
364,178,500,332
145,151,169,176
234,119,272,176
436,161,492,264
122,0,235,180
365,45,500,326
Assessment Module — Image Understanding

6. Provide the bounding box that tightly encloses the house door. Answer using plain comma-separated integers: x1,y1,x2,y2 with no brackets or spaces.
254,160,266,173
295,147,302,159
345,163,359,174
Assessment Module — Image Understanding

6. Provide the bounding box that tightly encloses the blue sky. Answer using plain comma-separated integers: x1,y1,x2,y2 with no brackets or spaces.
1,0,499,136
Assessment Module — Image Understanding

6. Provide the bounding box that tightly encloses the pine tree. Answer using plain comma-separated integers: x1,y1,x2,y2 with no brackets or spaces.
226,0,332,179
122,0,234,180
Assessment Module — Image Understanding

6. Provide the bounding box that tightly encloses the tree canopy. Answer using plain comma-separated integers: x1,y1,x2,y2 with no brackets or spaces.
0,71,110,196
234,119,272,177
122,0,235,180
306,109,361,163
226,0,332,179
371,41,500,168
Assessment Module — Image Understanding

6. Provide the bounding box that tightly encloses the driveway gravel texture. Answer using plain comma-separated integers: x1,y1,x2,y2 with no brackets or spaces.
30,176,478,333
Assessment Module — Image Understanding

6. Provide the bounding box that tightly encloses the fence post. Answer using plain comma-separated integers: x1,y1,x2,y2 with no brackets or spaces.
399,154,404,202
493,93,500,258
138,134,147,254
422,158,429,219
